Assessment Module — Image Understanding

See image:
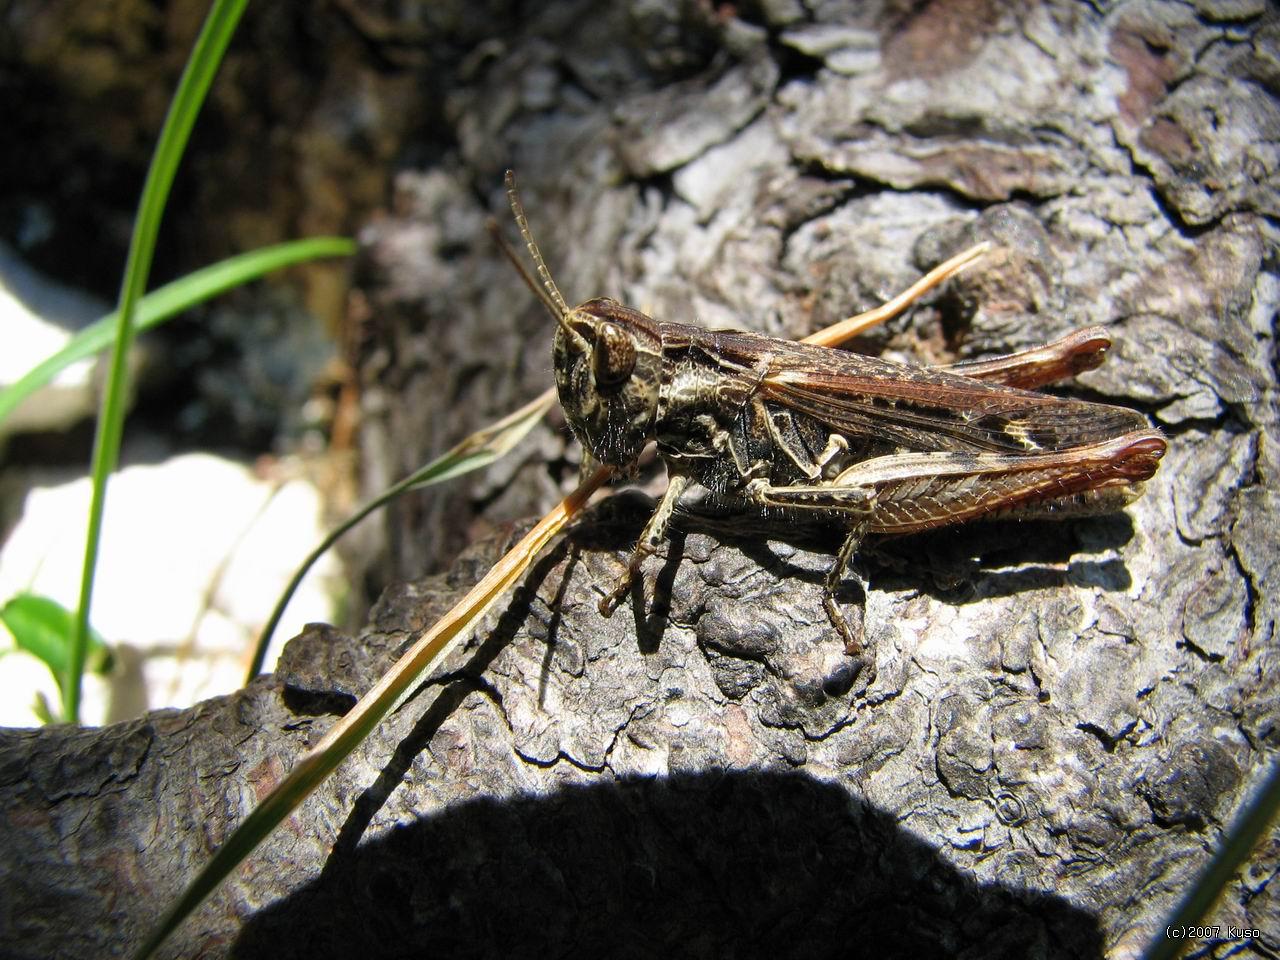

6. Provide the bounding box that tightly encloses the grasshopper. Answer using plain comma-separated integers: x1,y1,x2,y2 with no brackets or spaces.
493,172,1166,670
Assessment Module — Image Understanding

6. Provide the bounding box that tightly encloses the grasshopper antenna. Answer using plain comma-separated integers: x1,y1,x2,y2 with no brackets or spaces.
487,216,565,326
497,170,574,333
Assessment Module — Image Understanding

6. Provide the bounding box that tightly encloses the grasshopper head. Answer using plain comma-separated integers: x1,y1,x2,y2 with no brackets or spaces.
553,298,661,466
495,171,660,466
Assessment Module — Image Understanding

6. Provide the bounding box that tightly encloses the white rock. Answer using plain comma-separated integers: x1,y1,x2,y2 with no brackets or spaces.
0,452,344,727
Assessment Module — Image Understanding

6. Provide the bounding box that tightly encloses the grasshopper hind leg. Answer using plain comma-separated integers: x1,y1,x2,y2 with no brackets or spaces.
745,476,879,668
826,520,874,672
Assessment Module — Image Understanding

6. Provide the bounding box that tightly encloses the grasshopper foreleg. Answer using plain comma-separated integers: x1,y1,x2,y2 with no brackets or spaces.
600,473,691,617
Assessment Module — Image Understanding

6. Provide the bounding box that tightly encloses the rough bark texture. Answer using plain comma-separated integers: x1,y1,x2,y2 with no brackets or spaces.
3,1,1279,958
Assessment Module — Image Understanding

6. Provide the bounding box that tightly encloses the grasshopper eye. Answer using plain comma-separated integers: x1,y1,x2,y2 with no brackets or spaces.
593,321,636,388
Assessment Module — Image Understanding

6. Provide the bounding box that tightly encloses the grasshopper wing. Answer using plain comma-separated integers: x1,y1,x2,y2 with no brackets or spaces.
719,334,1156,455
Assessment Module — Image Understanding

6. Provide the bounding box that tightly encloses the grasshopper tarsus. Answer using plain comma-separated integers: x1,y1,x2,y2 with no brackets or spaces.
825,595,865,655
498,175,1167,673
599,571,634,618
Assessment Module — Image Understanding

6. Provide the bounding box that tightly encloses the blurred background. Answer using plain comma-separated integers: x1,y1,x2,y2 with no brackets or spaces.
0,1,421,723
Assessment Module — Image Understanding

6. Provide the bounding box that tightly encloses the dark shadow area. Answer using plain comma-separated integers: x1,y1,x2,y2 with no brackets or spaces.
233,768,1104,960
868,513,1138,603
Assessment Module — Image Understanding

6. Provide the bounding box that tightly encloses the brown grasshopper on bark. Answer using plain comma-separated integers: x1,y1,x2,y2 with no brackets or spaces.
492,171,1166,674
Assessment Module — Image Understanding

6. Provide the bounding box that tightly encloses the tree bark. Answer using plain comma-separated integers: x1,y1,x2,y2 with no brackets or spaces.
3,2,1278,958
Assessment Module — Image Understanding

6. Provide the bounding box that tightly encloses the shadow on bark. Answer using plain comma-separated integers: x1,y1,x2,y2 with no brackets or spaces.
233,768,1104,960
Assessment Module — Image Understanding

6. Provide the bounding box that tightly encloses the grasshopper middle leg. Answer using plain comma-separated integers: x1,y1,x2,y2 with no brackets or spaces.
827,520,873,656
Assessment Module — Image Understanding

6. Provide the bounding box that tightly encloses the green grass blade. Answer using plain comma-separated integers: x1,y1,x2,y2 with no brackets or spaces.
244,388,556,681
134,466,611,960
1142,760,1280,960
0,238,355,430
68,0,249,723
